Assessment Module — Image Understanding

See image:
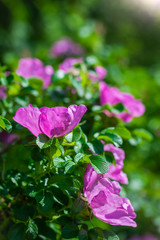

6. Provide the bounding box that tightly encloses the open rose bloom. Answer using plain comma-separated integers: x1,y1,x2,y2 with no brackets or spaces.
100,81,145,122
16,58,54,89
13,104,87,138
83,164,137,227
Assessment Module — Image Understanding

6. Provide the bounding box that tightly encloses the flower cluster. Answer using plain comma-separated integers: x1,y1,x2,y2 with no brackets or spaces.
0,39,147,236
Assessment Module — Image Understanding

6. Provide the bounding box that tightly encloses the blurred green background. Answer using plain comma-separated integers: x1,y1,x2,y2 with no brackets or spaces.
0,0,160,239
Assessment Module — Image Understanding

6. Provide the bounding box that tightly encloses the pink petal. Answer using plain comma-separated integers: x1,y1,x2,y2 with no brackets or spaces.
13,104,42,137
39,105,87,138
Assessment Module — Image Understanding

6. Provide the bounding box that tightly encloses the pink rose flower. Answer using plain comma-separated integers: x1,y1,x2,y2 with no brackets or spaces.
16,58,54,89
129,234,157,240
50,38,84,58
59,58,83,74
83,164,137,227
13,104,87,138
104,144,128,184
89,66,107,82
100,81,145,122
0,86,7,100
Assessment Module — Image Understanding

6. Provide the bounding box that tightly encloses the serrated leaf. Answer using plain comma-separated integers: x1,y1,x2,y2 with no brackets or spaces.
74,153,85,163
65,161,75,173
90,155,109,174
52,157,66,167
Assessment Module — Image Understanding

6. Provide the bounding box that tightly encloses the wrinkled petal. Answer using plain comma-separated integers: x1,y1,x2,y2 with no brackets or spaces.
13,104,42,137
100,81,145,122
39,104,87,138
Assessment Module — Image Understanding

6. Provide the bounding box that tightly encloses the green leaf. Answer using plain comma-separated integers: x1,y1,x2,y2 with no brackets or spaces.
52,157,66,167
98,132,123,147
51,186,69,205
87,139,104,154
65,126,82,143
90,155,109,174
28,77,43,91
65,161,75,173
36,191,54,212
105,127,132,139
36,134,53,149
55,138,64,155
25,220,38,240
132,128,153,141
8,223,25,240
72,126,82,142
62,223,79,239
0,115,12,132
48,175,75,191
74,153,85,163
103,230,120,240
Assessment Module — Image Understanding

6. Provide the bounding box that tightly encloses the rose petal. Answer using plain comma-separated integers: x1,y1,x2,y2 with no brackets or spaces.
13,104,42,137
